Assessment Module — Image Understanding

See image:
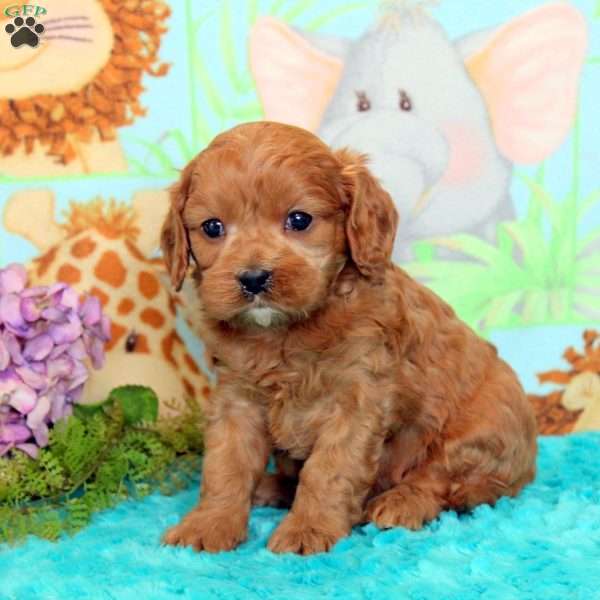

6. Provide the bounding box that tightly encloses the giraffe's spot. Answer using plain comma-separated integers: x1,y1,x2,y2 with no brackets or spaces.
149,256,164,267
141,307,165,329
168,296,177,316
184,352,200,374
139,271,160,300
125,240,147,262
182,377,195,399
57,263,81,285
95,251,126,288
106,322,127,351
35,246,57,277
161,330,182,367
135,333,150,353
90,286,109,307
202,385,211,398
118,298,135,315
71,236,97,259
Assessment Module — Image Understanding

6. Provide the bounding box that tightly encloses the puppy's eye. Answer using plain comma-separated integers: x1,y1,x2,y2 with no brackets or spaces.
355,91,371,112
202,218,225,238
285,211,312,232
399,90,412,111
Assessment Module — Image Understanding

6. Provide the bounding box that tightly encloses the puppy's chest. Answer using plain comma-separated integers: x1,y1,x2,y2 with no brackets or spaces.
246,353,337,458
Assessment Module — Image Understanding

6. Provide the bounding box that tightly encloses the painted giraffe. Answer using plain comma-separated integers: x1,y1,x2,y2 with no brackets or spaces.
3,189,210,415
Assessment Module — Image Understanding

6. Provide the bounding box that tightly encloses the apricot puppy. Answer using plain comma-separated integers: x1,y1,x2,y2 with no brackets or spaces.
160,122,537,555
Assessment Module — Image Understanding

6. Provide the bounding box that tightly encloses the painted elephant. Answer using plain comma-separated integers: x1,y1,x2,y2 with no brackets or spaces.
249,3,587,262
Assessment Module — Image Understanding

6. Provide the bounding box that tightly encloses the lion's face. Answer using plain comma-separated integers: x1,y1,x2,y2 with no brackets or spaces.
0,0,169,164
0,0,113,98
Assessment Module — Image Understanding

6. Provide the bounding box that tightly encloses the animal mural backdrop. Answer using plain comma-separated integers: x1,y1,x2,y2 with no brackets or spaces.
0,0,598,434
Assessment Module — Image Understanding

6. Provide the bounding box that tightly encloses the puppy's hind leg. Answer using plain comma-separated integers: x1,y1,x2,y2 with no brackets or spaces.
365,461,449,530
367,416,537,530
252,473,297,508
366,439,535,531
368,364,537,531
252,451,301,508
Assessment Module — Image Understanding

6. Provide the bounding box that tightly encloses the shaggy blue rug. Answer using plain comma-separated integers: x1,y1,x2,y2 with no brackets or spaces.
1,434,599,600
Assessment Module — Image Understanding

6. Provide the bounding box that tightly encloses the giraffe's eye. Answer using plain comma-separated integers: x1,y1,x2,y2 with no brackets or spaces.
399,90,412,111
125,331,138,352
355,91,371,112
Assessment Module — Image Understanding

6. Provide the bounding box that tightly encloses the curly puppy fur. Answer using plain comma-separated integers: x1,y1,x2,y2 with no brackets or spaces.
160,122,537,555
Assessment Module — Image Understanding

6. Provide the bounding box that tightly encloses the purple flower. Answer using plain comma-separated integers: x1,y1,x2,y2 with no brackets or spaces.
0,264,26,295
0,293,25,330
48,314,83,345
15,365,48,390
21,296,42,322
2,331,24,365
24,333,54,361
0,337,9,370
80,296,101,327
0,263,111,458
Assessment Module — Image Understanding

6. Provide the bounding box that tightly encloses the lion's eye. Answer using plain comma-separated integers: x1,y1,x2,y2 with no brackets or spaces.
356,91,371,112
201,218,225,238
285,211,312,231
399,90,412,111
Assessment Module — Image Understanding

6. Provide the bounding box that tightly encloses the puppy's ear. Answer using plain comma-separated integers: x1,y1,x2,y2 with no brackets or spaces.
161,162,194,291
336,149,398,282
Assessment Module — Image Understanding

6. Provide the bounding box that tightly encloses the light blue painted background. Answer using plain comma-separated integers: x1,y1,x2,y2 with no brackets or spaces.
1,0,599,394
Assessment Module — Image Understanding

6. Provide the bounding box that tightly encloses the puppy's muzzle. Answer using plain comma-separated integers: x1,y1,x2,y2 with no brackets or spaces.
238,269,272,297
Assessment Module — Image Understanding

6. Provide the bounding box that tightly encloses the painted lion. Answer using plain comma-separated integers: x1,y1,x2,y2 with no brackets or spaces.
0,0,170,176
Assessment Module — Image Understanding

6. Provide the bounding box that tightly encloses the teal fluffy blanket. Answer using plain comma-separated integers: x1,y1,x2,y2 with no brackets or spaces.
1,434,599,600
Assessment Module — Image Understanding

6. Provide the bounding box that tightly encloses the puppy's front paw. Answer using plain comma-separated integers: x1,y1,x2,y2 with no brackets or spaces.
268,513,344,555
162,506,247,552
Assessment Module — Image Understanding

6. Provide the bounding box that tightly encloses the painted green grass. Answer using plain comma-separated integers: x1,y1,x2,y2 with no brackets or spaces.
406,180,600,333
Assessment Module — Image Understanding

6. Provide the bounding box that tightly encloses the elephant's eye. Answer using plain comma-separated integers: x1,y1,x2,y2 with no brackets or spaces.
399,90,412,111
356,91,371,112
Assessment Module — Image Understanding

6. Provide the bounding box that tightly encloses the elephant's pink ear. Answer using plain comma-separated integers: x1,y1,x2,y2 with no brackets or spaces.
249,16,344,132
464,3,587,164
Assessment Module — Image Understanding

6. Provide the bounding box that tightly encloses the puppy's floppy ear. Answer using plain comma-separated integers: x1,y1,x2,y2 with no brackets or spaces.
161,162,194,291
335,149,398,283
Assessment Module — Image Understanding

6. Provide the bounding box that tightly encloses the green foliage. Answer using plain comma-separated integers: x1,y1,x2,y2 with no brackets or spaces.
405,172,600,334
107,385,160,425
0,388,204,546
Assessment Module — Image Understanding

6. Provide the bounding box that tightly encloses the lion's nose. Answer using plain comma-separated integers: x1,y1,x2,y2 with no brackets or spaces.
238,269,272,295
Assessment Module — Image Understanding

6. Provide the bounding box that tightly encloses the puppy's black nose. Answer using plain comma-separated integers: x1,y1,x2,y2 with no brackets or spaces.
238,269,271,295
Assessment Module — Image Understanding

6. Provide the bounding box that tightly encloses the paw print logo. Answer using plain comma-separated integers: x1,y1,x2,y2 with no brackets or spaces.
5,16,45,48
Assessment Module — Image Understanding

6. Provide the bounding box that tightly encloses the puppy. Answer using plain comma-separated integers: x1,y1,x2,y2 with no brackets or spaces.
160,122,537,555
